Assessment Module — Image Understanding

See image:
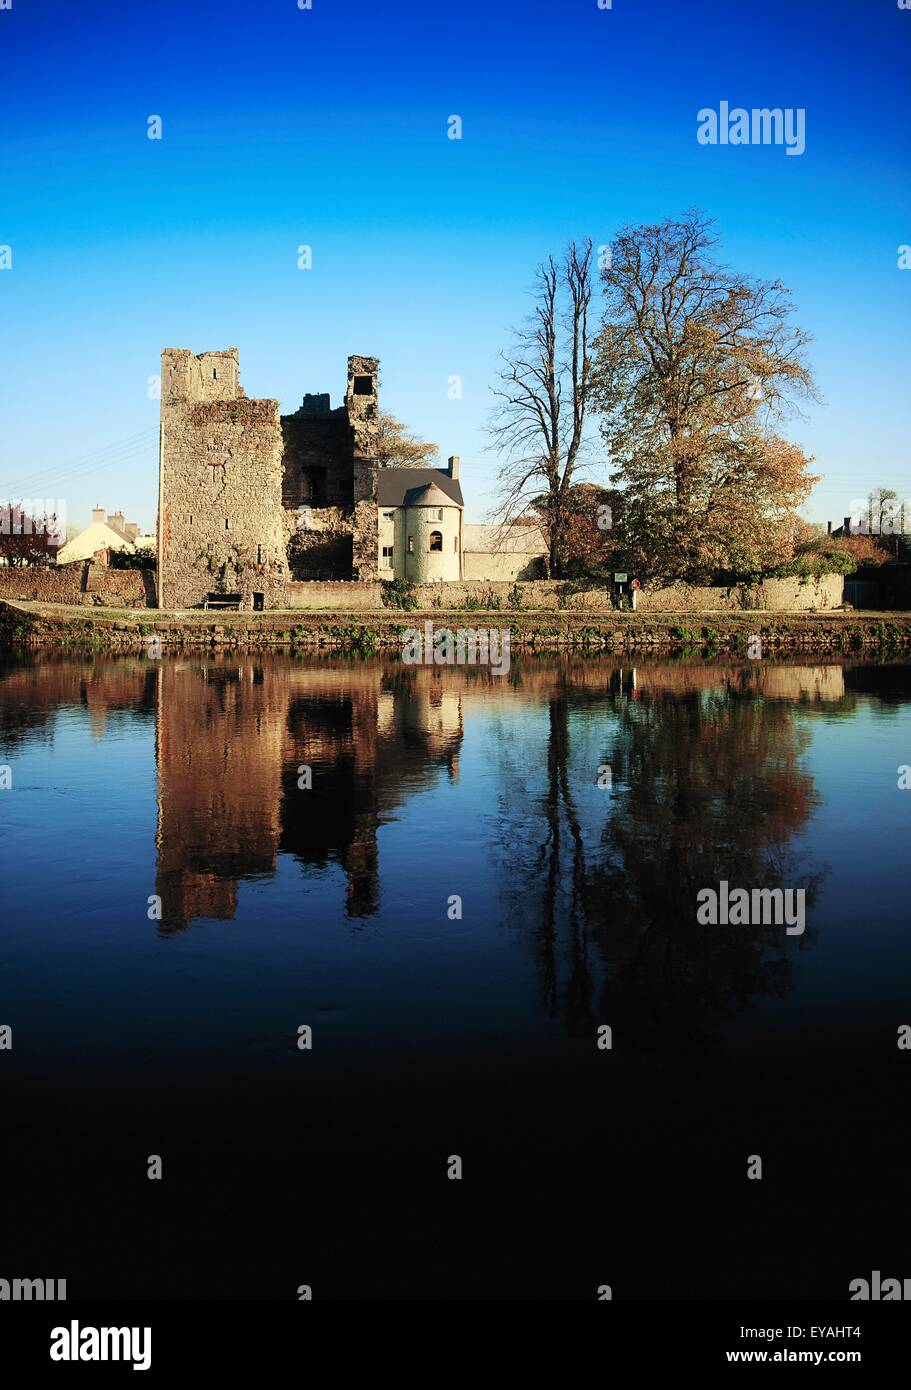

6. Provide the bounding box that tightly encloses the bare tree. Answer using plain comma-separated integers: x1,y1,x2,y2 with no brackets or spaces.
489,239,597,576
866,487,905,554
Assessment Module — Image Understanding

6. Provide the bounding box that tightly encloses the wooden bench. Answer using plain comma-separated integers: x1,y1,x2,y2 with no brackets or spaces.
203,593,243,611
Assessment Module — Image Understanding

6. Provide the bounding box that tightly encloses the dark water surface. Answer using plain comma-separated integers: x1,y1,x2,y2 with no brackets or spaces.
1,652,909,1300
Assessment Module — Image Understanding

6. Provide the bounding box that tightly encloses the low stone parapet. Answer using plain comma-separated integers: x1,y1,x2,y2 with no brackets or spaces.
635,575,845,612
407,575,846,612
0,563,148,607
284,580,382,609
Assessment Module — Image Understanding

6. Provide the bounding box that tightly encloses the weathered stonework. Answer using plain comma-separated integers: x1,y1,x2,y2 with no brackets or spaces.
158,349,286,609
284,505,354,581
346,355,380,583
0,562,149,607
158,348,382,607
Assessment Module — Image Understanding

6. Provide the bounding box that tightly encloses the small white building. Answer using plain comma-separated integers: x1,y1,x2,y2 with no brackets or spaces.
377,458,464,582
374,459,551,585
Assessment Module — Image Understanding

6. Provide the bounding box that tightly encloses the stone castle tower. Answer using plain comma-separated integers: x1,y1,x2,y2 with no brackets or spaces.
157,348,380,609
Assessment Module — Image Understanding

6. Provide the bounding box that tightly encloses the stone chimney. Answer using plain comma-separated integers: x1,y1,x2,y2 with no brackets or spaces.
109,510,126,534
827,520,832,535
844,515,852,535
448,455,460,480
124,521,140,541
92,506,106,526
346,355,380,581
346,356,379,421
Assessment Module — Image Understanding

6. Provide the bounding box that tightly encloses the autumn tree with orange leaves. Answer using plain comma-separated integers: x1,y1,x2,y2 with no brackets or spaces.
595,212,818,581
375,413,439,469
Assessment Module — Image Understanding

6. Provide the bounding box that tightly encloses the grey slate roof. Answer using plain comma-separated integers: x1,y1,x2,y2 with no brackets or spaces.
376,468,464,508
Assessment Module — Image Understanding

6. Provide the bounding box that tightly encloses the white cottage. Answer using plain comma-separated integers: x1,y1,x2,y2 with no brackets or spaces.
377,457,464,582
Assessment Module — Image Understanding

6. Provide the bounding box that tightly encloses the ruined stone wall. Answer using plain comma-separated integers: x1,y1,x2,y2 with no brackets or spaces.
283,505,354,581
158,349,387,600
278,356,382,581
161,346,242,404
158,348,286,610
0,563,148,607
281,410,354,511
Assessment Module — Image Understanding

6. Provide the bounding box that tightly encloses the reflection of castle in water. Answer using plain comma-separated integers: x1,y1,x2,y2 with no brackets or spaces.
151,655,849,934
154,659,464,930
0,652,857,968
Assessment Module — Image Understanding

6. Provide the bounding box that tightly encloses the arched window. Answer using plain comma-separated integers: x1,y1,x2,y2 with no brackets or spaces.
429,530,443,552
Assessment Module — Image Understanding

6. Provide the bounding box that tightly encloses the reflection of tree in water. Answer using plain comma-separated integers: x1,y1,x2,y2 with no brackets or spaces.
0,654,156,750
504,677,824,1052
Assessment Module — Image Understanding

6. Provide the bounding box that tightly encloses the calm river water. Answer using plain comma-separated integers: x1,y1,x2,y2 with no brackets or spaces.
1,652,909,1299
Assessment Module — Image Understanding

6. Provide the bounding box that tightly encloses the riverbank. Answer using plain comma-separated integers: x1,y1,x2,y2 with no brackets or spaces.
2,599,911,654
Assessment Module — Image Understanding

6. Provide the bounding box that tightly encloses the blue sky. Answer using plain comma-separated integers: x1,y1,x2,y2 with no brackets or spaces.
1,0,909,532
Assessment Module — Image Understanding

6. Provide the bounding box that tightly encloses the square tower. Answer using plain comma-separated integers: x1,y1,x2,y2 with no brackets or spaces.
157,348,286,609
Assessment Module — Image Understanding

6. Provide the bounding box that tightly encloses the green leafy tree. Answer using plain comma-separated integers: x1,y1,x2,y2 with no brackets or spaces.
595,211,818,581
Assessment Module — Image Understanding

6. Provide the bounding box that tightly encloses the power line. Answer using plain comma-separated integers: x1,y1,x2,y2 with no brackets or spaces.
0,428,158,497
0,430,158,496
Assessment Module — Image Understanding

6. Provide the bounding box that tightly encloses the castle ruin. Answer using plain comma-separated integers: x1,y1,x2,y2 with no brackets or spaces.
157,348,384,609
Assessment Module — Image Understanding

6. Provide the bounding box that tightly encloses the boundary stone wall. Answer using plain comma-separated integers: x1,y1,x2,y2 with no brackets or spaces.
636,575,844,612
0,564,148,607
284,581,382,610
0,571,847,613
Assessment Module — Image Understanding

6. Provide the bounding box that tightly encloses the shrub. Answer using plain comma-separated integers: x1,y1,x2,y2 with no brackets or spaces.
110,548,156,571
463,586,501,610
770,551,858,580
380,578,417,610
